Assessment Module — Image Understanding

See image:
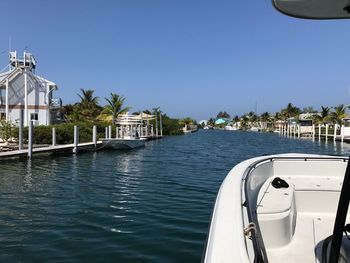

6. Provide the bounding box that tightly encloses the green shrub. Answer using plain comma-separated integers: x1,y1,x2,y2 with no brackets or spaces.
12,122,114,145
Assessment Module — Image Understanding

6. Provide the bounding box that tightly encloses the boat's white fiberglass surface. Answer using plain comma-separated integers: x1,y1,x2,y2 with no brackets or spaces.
204,154,350,263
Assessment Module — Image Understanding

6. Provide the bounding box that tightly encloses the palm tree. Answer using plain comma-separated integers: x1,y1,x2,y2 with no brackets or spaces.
78,89,99,108
260,112,271,129
207,118,215,127
329,104,348,125
281,103,301,120
240,115,249,130
217,111,230,119
247,111,258,124
76,88,101,120
313,106,330,124
104,93,130,124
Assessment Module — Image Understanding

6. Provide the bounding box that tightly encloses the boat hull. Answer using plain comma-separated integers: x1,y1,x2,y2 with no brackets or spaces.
102,138,145,150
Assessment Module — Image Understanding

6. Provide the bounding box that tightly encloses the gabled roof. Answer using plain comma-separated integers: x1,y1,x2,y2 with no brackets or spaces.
0,69,15,84
0,68,57,89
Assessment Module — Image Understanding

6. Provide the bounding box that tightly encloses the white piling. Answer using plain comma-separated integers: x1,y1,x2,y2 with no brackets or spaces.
105,127,108,139
116,126,119,139
318,124,321,141
74,125,79,153
160,113,163,137
19,109,23,150
52,127,56,146
312,124,315,140
341,125,345,142
334,124,337,141
288,124,291,137
28,120,33,158
298,124,301,138
93,125,97,146
155,111,158,137
108,125,112,139
325,124,329,141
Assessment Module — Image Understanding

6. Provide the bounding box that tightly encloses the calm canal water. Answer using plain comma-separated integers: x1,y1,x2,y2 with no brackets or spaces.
0,130,349,262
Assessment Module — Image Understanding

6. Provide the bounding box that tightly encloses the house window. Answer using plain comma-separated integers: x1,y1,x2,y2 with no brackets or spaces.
30,113,38,121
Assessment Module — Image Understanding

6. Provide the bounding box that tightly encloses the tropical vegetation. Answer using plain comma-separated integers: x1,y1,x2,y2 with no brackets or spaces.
205,103,350,131
0,88,196,143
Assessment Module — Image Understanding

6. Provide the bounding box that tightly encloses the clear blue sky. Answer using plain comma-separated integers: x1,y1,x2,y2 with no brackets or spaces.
1,0,350,120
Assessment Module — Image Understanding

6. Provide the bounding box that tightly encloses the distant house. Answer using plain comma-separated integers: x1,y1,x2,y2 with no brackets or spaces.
298,113,315,135
215,118,227,125
341,115,350,137
0,51,61,126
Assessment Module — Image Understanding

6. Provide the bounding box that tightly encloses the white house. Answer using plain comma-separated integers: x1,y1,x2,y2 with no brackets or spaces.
0,51,61,126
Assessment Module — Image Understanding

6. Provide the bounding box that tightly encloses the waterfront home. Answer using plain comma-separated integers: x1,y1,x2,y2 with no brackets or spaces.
214,118,227,125
0,51,61,126
298,113,315,136
341,115,350,138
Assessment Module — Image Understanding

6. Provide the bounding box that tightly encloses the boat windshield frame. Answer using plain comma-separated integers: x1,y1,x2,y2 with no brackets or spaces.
242,155,348,263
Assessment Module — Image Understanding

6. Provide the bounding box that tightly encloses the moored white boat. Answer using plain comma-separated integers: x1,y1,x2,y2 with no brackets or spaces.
102,137,146,149
204,153,350,263
224,125,238,131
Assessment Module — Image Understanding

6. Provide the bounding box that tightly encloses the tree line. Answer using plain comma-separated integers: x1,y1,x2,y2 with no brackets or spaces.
206,103,349,128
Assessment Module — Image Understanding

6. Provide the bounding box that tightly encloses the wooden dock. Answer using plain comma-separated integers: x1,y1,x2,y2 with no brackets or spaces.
279,123,350,143
0,141,104,159
0,122,164,159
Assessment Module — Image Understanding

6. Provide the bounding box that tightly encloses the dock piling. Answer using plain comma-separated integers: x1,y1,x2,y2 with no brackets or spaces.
108,126,112,139
105,127,108,139
93,125,97,147
28,120,33,158
19,109,24,150
318,124,321,141
160,112,163,137
73,125,79,153
334,124,337,141
342,125,345,142
52,127,56,146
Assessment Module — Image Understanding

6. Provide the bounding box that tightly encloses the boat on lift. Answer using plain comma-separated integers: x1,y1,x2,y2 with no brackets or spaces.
102,113,148,150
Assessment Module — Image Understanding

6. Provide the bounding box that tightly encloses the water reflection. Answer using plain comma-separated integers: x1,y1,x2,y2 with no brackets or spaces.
1,131,350,262
24,159,33,189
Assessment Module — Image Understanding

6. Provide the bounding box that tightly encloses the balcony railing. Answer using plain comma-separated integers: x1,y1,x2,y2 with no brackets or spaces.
50,98,62,109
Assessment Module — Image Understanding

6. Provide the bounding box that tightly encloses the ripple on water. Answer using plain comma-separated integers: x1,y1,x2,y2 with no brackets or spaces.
0,130,346,262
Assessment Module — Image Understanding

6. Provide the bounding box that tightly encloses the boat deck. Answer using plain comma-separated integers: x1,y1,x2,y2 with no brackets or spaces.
267,214,335,262
260,175,349,263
